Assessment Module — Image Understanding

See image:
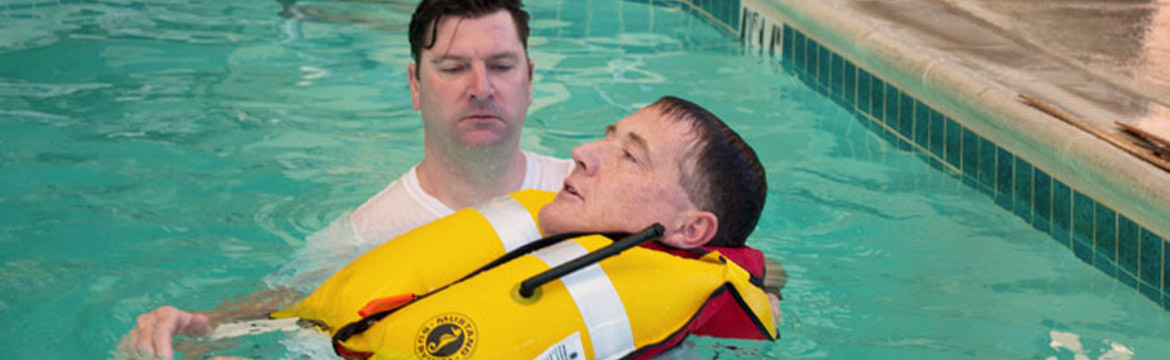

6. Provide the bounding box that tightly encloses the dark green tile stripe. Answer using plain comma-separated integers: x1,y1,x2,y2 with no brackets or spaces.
687,0,741,32
769,21,1170,311
1033,170,1052,235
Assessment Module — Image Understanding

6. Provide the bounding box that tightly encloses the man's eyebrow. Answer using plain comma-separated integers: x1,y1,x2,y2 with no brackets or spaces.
430,54,467,64
486,53,521,62
430,52,521,64
606,124,651,159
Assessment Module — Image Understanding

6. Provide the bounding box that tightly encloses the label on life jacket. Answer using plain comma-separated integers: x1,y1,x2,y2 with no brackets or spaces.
535,332,586,360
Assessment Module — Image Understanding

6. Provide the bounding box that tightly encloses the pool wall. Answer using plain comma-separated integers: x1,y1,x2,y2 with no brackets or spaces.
679,0,1170,311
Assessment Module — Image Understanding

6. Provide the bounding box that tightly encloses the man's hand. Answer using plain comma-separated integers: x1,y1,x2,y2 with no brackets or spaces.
119,288,301,359
125,306,211,359
767,293,783,325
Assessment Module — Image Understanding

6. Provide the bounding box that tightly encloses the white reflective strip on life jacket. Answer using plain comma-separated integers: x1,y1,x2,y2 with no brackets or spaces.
475,195,542,252
532,241,636,360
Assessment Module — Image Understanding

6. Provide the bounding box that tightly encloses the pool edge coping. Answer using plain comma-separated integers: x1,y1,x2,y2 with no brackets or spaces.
737,0,1170,244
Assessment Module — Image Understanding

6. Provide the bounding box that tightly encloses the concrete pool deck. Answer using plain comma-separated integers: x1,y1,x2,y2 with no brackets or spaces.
740,0,1170,243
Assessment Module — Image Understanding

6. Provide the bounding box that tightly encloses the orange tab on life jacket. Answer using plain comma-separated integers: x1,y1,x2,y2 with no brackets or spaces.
357,294,415,318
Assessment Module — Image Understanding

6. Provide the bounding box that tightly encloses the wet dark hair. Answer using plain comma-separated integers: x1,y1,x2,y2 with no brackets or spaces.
651,96,768,248
408,0,531,65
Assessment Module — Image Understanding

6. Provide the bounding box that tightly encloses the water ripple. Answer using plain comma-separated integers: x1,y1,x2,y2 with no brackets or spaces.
0,79,111,97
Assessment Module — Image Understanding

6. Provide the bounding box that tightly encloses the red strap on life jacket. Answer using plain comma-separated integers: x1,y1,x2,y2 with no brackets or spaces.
357,293,415,318
333,342,373,360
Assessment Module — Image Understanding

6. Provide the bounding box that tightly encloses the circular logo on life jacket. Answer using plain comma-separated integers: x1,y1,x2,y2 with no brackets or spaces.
415,312,477,359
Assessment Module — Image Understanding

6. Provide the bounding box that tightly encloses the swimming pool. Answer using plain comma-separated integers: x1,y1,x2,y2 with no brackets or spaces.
1,0,1169,358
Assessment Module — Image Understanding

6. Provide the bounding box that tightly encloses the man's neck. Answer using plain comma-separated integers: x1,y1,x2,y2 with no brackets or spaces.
416,144,527,210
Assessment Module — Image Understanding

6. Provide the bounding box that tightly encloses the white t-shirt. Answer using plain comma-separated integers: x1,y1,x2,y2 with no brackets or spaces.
269,150,573,290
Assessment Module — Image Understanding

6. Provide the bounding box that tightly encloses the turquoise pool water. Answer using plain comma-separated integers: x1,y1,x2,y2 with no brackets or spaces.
2,0,1169,358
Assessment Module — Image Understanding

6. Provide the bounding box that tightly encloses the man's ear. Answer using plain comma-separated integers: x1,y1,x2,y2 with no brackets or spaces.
408,64,421,111
663,211,718,249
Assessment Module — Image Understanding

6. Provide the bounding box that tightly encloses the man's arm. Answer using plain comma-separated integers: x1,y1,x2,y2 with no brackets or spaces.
121,287,302,359
764,257,786,323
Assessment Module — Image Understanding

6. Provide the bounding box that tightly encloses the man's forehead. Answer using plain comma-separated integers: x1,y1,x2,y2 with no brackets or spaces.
423,11,523,55
613,110,698,154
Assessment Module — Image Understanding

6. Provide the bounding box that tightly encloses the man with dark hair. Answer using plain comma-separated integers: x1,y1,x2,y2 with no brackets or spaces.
125,1,573,358
348,0,569,255
408,0,530,69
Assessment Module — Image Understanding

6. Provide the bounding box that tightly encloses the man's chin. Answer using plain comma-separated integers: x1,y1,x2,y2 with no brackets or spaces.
537,203,576,236
457,131,510,149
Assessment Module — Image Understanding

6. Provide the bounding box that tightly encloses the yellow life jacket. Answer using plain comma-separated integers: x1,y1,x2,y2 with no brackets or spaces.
332,234,778,360
271,190,556,331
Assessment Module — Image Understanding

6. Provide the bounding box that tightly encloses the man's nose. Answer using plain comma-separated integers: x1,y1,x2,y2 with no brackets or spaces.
571,142,599,176
467,63,494,100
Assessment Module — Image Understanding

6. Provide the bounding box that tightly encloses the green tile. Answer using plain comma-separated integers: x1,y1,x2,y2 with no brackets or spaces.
709,0,720,24
725,2,735,29
895,136,913,152
884,84,899,127
792,30,806,72
843,60,857,107
1120,270,1138,288
711,0,721,26
921,153,945,173
783,25,795,62
817,46,831,86
1118,215,1139,276
857,70,871,114
722,1,730,28
830,52,843,97
879,123,898,149
1013,159,1033,223
929,109,945,157
868,110,886,133
1074,235,1094,263
944,118,961,168
994,147,1013,210
804,35,818,77
897,90,914,138
1033,169,1052,234
977,136,996,191
1140,227,1163,288
869,76,886,121
1094,252,1116,277
961,128,979,178
732,1,742,29
1072,191,1095,250
1095,203,1117,262
912,102,929,147
1051,180,1073,246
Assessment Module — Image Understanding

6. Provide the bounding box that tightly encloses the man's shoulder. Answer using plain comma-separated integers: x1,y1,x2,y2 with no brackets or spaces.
350,168,450,242
356,170,417,211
